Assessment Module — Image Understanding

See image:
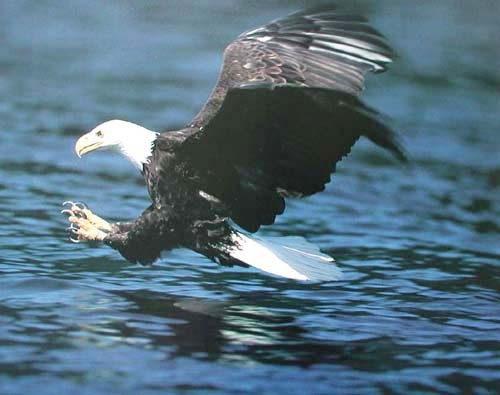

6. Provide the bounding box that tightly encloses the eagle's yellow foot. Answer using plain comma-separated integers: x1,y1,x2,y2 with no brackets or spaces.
66,222,107,243
61,201,112,231
61,201,110,243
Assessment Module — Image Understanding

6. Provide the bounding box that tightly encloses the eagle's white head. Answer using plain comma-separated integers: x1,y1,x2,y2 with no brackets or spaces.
75,120,158,170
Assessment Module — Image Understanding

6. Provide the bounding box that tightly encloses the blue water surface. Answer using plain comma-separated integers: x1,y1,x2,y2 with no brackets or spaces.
0,1,499,394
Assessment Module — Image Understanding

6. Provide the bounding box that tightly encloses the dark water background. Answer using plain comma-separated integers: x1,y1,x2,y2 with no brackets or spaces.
1,1,499,394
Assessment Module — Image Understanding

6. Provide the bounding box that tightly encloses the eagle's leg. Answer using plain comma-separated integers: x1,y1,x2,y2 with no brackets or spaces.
61,201,111,243
62,202,174,264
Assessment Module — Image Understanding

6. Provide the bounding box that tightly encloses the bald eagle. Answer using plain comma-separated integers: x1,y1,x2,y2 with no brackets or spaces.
62,7,405,281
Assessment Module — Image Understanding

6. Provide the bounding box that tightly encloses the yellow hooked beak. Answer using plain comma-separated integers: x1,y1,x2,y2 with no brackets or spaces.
75,132,103,158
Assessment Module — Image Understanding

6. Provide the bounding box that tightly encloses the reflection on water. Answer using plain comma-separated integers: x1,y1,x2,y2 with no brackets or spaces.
0,0,499,394
2,270,499,393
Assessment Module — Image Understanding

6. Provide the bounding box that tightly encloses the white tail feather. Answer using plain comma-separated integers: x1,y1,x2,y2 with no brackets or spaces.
227,232,342,281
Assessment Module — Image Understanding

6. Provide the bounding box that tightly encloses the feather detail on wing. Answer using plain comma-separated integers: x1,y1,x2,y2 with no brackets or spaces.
190,6,395,128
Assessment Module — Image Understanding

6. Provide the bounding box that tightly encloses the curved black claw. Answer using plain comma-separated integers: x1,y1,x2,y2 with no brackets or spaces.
74,202,87,210
61,201,87,219
66,224,79,233
67,224,80,243
62,201,87,210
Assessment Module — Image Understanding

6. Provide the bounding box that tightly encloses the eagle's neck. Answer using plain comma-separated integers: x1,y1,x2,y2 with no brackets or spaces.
117,127,159,170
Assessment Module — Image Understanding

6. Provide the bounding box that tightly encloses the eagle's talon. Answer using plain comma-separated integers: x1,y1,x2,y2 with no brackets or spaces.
61,200,111,231
62,202,108,242
61,201,87,216
71,208,87,220
75,202,87,210
66,220,106,243
67,224,81,243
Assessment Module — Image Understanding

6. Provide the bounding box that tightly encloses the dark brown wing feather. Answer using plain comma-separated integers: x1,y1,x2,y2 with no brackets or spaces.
178,85,405,232
189,7,394,128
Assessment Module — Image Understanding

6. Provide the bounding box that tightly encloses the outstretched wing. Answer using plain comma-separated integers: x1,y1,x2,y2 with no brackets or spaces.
178,85,405,233
170,7,404,233
189,6,395,128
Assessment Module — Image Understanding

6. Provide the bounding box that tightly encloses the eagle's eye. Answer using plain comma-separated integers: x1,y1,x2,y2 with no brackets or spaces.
96,130,103,137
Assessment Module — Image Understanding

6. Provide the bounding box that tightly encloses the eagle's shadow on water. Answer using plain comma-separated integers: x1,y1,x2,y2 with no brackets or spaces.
111,288,370,368
105,241,496,367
